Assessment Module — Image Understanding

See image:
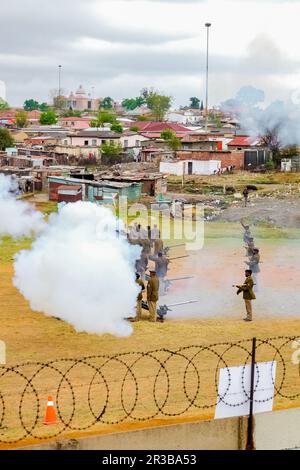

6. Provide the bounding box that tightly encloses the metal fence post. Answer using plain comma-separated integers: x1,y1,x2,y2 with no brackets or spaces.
246,337,256,450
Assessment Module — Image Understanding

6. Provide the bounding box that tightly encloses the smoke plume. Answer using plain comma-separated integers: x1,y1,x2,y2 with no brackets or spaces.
0,174,45,238
13,201,140,337
222,86,300,148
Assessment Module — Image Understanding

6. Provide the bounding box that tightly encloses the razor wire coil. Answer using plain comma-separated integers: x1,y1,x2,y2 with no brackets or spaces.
0,335,299,444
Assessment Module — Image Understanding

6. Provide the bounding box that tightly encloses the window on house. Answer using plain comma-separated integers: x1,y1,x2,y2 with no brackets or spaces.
84,140,89,146
64,140,68,145
110,140,114,146
88,101,92,110
92,139,97,146
124,140,129,148
71,122,75,126
135,140,140,147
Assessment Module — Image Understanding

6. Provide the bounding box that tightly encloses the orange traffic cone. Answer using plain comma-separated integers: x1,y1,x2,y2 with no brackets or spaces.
43,396,57,425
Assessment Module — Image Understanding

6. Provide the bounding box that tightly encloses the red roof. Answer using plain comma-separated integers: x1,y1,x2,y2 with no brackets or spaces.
0,112,16,119
228,136,259,147
141,132,187,139
27,110,41,119
133,121,190,132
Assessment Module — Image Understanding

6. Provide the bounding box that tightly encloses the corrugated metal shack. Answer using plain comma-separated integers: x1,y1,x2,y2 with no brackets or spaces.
95,173,167,196
48,176,142,204
57,185,83,203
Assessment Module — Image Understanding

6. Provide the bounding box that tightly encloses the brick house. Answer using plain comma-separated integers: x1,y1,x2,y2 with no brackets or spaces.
176,150,245,170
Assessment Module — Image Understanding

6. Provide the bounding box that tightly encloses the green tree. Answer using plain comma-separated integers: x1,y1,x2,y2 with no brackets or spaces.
189,97,200,109
39,110,57,125
161,129,174,140
15,110,28,128
24,99,49,112
0,128,14,150
90,111,116,128
39,102,50,112
213,115,223,129
101,97,114,110
122,97,146,111
137,115,149,121
23,99,40,111
160,129,181,151
146,92,172,121
111,122,123,133
0,98,10,111
62,109,82,118
100,142,123,165
280,145,300,159
130,125,140,132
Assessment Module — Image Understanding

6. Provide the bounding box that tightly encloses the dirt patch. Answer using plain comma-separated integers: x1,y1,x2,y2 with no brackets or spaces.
217,197,300,228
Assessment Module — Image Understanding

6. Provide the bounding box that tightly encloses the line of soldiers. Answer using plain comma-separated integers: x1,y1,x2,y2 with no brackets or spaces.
242,221,261,290
235,221,261,322
127,223,171,323
128,223,169,295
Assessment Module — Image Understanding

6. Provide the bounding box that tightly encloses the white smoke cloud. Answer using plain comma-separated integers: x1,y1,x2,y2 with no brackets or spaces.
0,174,45,238
222,86,300,147
13,201,140,337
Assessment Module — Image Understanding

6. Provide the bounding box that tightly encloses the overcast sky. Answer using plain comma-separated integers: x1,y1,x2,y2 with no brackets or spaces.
1,0,300,107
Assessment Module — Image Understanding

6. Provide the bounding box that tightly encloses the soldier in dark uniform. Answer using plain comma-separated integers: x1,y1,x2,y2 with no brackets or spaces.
149,252,169,294
245,237,255,258
149,251,169,294
246,248,260,292
243,187,249,207
241,221,252,244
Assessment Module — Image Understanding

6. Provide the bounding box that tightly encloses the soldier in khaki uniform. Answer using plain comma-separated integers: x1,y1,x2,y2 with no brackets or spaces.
235,269,256,322
147,270,160,322
154,238,164,256
149,252,169,294
134,273,145,322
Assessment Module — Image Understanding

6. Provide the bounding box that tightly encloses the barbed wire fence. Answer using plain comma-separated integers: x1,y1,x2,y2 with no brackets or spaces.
0,335,299,445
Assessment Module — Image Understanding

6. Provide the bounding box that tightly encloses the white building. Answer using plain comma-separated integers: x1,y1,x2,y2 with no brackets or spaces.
65,85,100,112
119,132,148,150
167,111,203,125
160,160,221,176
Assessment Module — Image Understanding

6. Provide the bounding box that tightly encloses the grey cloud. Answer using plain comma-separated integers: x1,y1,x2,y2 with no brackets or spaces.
1,1,299,106
3,33,299,103
0,0,193,57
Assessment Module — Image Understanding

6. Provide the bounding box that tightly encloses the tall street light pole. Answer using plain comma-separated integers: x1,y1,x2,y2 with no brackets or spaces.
205,23,211,133
58,65,62,98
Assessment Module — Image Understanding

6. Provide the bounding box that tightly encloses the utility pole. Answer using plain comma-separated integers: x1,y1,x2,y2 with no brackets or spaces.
204,23,211,133
58,65,62,97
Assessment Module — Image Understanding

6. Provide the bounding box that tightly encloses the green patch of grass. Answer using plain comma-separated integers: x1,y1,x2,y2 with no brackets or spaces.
0,237,33,263
35,201,58,216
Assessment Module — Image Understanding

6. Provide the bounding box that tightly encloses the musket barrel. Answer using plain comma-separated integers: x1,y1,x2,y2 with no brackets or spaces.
167,300,199,308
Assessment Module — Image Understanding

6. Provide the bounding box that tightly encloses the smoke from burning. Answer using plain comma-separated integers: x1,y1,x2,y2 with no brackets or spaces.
13,201,140,337
222,85,300,148
0,174,45,237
